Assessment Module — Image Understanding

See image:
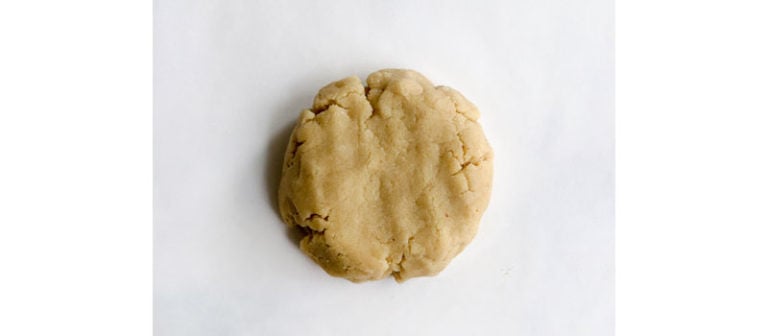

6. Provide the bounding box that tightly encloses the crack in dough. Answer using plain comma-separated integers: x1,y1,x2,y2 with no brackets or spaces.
278,69,493,282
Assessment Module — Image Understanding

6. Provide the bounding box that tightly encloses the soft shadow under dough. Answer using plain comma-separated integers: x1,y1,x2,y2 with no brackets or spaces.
264,121,299,245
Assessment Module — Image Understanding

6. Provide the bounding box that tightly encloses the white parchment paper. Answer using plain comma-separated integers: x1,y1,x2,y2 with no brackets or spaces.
155,0,614,334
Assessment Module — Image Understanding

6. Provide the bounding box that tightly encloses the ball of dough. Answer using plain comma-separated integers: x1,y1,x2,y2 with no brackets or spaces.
278,69,493,282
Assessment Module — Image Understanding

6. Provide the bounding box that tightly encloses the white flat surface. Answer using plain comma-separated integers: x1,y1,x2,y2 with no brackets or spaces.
154,0,613,335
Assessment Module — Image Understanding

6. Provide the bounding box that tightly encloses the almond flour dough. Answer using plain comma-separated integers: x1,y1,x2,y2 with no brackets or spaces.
278,69,493,282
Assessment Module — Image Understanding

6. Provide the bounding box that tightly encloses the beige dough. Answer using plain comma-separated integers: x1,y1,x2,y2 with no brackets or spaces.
278,69,493,282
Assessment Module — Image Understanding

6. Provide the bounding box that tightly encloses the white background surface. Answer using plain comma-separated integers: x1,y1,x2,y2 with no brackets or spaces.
5,1,768,336
154,0,613,335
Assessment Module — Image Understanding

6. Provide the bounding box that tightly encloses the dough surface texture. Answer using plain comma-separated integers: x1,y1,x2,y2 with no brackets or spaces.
278,69,493,282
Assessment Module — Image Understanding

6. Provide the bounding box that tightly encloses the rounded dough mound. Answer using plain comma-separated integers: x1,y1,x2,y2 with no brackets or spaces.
278,69,493,282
